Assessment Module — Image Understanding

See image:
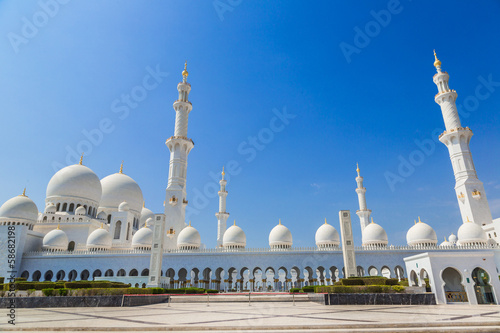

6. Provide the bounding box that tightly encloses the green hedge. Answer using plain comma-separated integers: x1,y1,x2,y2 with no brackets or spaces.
385,278,399,286
12,282,56,290
302,286,315,293
205,289,219,294
0,277,4,284
289,288,303,293
341,278,365,286
184,287,206,294
63,281,130,289
316,285,395,294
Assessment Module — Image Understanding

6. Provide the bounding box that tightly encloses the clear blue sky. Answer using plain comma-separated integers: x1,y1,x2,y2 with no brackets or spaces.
1,0,499,247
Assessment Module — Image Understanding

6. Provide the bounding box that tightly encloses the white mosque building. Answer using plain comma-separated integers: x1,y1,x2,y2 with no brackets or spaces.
1,55,500,305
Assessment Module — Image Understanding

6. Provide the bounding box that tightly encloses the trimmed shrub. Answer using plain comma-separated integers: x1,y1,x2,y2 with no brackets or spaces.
184,287,205,294
398,279,409,286
14,277,27,282
110,282,131,288
289,288,301,293
164,288,186,294
302,286,315,293
385,278,399,286
205,289,219,294
151,288,164,294
58,288,69,296
364,285,391,293
392,285,405,293
125,288,152,295
42,288,55,296
54,283,65,289
341,278,365,286
363,278,386,286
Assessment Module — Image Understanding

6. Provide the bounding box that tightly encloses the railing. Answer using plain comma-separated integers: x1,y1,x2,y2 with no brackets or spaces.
446,291,468,302
22,243,500,257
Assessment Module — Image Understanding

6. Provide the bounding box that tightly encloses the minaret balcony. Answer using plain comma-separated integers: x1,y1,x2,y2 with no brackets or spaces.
438,127,472,139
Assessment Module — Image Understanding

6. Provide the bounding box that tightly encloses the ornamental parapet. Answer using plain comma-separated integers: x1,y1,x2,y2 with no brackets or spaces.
22,243,498,257
165,136,195,145
439,126,472,139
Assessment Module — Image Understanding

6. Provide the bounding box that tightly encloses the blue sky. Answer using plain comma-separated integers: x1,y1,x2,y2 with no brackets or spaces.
0,0,499,248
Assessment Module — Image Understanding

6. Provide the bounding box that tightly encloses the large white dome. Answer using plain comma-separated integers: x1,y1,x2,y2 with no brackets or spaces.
315,221,340,248
132,222,153,249
177,224,201,249
457,222,487,245
0,194,38,222
223,223,246,248
269,221,292,248
406,218,437,246
362,221,388,246
46,164,102,204
42,226,68,251
87,226,112,250
100,172,143,214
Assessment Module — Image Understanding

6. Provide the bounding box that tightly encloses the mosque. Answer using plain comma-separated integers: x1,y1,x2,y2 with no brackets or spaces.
1,54,500,305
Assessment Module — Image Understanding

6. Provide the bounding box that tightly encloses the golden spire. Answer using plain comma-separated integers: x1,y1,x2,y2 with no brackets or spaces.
182,61,188,77
356,163,360,177
233,219,236,226
444,236,447,242
279,219,282,225
371,217,374,224
143,201,145,208
418,216,422,223
20,188,26,197
79,153,84,165
433,50,441,68
414,219,417,225
119,161,124,174
100,223,104,229
466,216,471,223
57,223,60,230
324,218,328,225
222,166,225,180
189,220,191,226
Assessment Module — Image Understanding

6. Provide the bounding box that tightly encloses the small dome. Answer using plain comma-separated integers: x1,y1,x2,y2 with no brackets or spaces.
177,224,201,249
75,206,86,215
46,164,102,204
87,226,112,250
448,233,458,244
406,218,438,246
439,237,453,247
457,221,487,246
140,206,155,227
315,221,340,248
97,211,107,220
362,220,388,246
223,223,246,248
100,172,143,214
44,203,56,214
269,221,293,248
0,194,38,222
132,224,153,249
118,201,130,212
42,226,68,251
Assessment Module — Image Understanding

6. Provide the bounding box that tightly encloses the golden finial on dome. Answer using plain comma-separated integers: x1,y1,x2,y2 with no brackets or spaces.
189,220,191,226
119,161,124,174
356,163,360,177
433,50,441,68
414,219,417,225
100,223,104,229
20,188,26,197
418,216,422,223
143,201,145,208
371,217,374,224
182,61,188,77
279,219,282,225
234,219,236,226
466,216,471,223
444,236,447,242
324,218,328,225
57,223,60,230
79,153,84,165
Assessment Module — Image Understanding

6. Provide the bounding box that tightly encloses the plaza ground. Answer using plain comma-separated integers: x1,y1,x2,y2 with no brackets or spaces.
1,299,500,332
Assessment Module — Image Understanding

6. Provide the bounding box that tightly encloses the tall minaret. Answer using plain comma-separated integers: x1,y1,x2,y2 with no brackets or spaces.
215,167,230,247
355,163,371,232
164,62,195,249
433,51,493,226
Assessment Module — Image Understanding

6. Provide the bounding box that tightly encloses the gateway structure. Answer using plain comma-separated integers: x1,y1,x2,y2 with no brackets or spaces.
1,55,499,304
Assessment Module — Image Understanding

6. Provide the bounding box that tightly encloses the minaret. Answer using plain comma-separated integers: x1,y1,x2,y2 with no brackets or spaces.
164,62,195,249
433,51,493,226
355,163,371,232
215,167,230,247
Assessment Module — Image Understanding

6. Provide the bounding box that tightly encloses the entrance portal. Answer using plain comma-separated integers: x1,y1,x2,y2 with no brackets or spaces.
442,267,468,303
472,267,496,304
